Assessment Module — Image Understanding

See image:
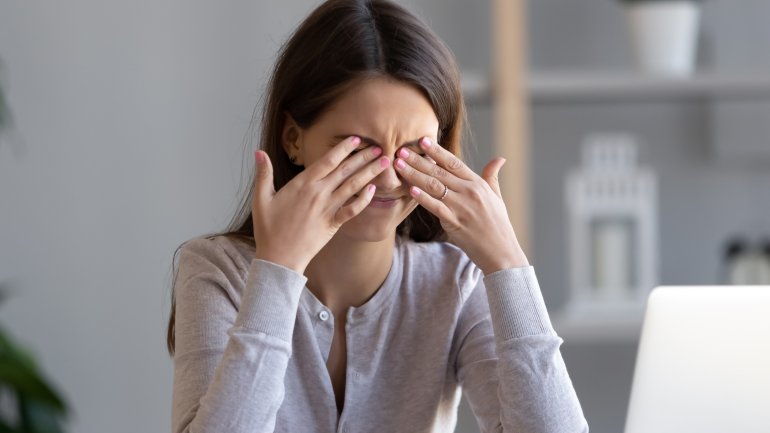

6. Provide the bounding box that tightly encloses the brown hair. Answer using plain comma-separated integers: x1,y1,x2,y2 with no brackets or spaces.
166,0,466,356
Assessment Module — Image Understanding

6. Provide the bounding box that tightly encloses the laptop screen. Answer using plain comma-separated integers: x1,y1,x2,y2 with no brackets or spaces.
624,285,770,433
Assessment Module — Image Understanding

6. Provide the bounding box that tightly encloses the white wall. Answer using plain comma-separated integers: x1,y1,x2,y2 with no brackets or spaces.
0,1,317,431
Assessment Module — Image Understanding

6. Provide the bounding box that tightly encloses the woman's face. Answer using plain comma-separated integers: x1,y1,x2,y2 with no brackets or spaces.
287,77,440,242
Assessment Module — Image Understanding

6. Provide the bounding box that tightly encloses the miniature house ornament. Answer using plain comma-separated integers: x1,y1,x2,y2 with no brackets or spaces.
565,133,659,316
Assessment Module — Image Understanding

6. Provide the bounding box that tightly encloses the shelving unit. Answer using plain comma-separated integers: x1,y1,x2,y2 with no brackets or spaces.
463,70,770,105
486,2,770,344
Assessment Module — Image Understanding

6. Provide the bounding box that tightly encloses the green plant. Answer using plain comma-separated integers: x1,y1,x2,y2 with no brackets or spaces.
0,284,69,433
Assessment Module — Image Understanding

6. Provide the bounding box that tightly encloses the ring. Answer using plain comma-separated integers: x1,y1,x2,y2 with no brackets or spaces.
439,184,448,201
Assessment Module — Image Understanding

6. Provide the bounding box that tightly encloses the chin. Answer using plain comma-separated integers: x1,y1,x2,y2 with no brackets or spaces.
338,216,400,243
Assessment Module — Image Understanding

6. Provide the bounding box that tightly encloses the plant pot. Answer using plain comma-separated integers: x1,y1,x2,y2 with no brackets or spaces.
625,1,701,76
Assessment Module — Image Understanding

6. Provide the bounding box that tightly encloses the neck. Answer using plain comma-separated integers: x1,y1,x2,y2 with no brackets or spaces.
304,232,396,314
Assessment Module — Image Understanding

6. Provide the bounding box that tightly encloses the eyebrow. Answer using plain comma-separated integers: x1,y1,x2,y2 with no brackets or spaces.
333,134,427,148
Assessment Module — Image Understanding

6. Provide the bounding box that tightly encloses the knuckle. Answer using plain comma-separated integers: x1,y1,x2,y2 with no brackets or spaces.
430,165,448,179
348,175,365,193
427,177,443,194
448,156,464,171
338,161,354,179
468,185,485,203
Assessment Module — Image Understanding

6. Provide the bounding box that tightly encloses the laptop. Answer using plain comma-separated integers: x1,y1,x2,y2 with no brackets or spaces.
624,285,770,433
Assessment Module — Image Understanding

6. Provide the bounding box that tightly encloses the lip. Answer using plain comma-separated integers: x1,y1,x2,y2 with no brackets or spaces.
368,196,401,208
352,194,404,209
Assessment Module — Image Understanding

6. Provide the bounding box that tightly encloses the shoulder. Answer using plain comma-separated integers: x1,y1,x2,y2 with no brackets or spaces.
398,237,483,303
176,234,255,286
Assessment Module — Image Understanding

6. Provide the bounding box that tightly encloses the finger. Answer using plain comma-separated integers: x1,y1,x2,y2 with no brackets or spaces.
324,144,384,189
305,135,362,180
333,184,377,226
394,153,451,200
418,137,476,181
254,150,275,202
408,185,456,223
394,146,464,190
330,155,390,207
481,157,506,197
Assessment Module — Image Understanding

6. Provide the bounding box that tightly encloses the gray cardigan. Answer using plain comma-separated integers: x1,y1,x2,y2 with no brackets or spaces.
171,234,588,433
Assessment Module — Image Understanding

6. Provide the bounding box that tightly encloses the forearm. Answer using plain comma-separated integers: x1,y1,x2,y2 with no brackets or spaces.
483,267,588,432
173,258,307,433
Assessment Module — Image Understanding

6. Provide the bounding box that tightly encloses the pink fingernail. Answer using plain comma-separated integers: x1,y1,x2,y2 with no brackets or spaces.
351,136,361,146
421,137,432,148
379,157,390,168
395,159,406,169
371,147,382,157
399,148,410,158
255,151,264,163
367,184,376,194
410,186,421,197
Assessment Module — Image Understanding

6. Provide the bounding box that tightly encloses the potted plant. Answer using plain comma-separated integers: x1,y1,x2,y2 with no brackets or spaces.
620,0,704,76
0,283,70,432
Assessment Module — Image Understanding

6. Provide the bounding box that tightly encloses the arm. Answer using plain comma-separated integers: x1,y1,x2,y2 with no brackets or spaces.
171,238,307,433
454,265,589,433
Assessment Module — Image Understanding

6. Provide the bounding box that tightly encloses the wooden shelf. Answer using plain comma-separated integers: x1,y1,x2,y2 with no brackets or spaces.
463,70,770,104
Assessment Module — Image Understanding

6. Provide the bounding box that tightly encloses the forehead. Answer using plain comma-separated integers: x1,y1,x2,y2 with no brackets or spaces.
313,77,439,139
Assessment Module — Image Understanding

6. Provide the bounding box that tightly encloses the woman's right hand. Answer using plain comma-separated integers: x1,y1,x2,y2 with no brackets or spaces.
251,136,389,273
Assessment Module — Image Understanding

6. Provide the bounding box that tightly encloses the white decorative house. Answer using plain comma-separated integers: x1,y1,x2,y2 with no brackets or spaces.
559,133,659,340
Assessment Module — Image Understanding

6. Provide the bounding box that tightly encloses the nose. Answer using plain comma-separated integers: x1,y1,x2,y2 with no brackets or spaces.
373,148,406,192
373,159,403,192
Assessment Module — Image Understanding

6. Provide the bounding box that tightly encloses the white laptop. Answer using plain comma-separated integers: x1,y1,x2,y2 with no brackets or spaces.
624,285,770,433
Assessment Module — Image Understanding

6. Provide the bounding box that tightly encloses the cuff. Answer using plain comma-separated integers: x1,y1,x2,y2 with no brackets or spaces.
483,266,554,341
234,259,308,342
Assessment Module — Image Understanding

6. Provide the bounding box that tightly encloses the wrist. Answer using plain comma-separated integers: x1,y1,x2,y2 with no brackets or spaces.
479,249,530,275
254,251,307,274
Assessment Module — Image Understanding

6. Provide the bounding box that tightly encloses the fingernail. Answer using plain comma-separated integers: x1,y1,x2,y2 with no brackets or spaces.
255,151,264,163
351,136,361,146
420,137,432,149
367,184,376,194
379,157,390,168
410,186,421,197
371,147,382,157
398,148,410,159
395,159,406,169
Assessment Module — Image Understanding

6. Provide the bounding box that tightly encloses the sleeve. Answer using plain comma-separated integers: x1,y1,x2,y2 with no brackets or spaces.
453,265,589,433
171,238,308,433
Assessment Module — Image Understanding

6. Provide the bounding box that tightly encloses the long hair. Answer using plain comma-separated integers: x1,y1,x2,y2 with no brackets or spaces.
167,0,466,356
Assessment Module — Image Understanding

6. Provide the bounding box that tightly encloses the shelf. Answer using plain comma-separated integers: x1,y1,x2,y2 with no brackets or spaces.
462,70,770,105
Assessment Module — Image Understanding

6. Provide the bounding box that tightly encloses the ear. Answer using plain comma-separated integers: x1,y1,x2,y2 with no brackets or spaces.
281,113,305,166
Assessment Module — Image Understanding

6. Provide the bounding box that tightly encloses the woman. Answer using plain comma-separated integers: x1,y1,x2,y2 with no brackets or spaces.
168,0,588,432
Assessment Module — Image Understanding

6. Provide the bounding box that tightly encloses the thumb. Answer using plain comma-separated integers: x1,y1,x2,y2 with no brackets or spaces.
481,157,506,196
254,150,275,201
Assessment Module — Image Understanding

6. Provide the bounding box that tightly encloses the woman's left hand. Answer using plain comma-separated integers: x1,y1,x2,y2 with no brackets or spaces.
394,137,530,275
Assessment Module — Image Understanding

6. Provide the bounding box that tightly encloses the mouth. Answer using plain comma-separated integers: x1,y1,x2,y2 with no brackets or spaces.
368,195,403,209
352,194,404,209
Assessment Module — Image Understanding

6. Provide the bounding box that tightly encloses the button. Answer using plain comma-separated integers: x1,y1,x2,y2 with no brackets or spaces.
318,310,329,321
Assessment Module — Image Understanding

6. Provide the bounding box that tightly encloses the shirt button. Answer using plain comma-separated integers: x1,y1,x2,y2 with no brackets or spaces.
318,310,329,321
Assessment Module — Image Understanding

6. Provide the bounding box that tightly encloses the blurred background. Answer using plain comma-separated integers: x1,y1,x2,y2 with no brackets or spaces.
1,1,769,432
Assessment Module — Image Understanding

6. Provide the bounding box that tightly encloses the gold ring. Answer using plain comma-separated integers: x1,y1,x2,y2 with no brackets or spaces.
439,184,448,201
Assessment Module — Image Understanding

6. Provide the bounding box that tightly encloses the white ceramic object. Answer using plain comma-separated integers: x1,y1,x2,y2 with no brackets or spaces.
565,133,659,312
626,1,701,76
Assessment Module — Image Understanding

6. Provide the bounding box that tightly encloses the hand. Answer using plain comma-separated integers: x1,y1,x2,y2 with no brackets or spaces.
393,137,529,275
251,136,390,273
